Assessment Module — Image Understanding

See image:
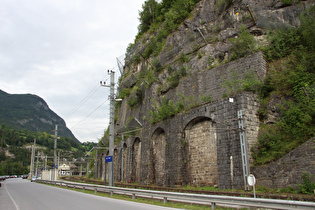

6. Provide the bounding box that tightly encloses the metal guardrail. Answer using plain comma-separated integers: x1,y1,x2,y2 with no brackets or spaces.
36,180,315,210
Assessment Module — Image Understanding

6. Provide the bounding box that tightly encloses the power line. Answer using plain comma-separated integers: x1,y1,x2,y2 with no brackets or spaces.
65,79,107,120
70,99,108,129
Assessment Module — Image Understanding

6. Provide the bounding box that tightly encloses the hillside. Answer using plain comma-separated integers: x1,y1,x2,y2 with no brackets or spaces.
95,0,315,190
0,89,79,143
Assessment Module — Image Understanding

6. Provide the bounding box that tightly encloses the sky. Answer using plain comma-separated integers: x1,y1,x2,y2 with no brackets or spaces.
0,0,145,143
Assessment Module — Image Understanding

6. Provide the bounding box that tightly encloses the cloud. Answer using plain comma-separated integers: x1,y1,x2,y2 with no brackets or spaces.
0,0,145,142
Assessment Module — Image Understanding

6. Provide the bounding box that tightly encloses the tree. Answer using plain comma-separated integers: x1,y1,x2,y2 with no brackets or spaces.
138,0,159,34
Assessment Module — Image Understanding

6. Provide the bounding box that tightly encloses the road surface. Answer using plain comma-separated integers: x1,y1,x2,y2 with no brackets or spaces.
0,178,180,210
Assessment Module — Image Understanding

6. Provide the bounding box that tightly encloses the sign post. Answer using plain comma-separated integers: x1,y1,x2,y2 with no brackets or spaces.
247,174,256,198
105,156,112,186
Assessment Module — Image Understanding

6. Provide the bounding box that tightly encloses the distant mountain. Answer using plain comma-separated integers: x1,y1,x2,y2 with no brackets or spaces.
0,89,80,143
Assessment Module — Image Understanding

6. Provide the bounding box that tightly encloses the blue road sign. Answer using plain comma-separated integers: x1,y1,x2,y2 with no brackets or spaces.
105,156,112,162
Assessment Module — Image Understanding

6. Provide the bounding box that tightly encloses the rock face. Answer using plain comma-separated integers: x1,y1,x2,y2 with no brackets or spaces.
95,0,315,189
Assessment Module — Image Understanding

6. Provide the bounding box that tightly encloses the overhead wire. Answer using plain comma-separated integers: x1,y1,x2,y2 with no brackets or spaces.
67,64,122,140
70,99,109,130
65,77,108,120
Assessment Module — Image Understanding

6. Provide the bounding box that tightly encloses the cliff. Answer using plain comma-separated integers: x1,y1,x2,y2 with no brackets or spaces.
97,0,315,189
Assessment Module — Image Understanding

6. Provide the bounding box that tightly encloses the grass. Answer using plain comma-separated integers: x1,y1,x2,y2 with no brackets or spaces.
48,182,238,210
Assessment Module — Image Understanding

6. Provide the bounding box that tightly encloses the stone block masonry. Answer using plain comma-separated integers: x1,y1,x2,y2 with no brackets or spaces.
96,52,265,189
252,138,315,189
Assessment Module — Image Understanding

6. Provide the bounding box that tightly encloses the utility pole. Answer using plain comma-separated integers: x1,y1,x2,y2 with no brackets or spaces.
45,155,47,170
100,70,116,187
121,135,124,182
35,151,39,177
53,124,58,181
94,148,98,179
238,110,250,190
30,138,36,178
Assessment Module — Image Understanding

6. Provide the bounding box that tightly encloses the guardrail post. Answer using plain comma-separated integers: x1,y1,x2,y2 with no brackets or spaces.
83,187,85,191
110,191,113,196
211,202,216,210
132,194,135,199
95,189,97,194
163,197,167,204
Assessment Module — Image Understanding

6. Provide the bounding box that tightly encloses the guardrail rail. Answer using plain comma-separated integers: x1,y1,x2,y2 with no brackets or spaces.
36,180,315,210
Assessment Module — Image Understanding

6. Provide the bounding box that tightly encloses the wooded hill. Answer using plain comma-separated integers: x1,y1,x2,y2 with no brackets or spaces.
0,125,96,175
0,90,97,175
0,89,79,143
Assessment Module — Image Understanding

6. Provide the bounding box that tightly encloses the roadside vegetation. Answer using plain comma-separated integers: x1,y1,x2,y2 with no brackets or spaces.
52,183,233,210
61,171,315,195
0,124,96,175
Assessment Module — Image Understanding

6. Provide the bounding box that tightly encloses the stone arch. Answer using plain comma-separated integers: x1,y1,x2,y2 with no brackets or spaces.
150,127,166,186
114,149,118,181
184,116,218,186
122,142,127,182
131,138,141,183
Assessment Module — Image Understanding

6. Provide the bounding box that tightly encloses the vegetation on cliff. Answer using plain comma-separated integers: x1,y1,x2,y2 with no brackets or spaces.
253,6,315,165
119,1,314,171
127,0,201,60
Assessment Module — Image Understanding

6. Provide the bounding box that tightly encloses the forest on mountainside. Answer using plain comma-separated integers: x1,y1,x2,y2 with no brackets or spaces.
0,125,96,175
0,90,79,142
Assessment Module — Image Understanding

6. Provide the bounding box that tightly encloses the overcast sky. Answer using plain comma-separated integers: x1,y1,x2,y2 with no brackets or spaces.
0,0,145,143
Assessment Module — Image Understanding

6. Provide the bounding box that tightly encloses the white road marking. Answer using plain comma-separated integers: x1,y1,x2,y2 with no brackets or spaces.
4,182,20,210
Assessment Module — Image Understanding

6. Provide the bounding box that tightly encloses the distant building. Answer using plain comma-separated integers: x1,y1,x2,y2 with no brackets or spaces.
59,163,77,176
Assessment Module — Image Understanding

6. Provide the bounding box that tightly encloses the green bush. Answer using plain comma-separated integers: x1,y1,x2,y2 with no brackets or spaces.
200,95,212,103
127,86,144,108
298,172,315,194
119,88,132,99
252,6,315,165
133,0,201,60
229,25,256,60
281,0,293,6
152,58,163,72
263,27,300,62
222,70,262,96
149,98,185,124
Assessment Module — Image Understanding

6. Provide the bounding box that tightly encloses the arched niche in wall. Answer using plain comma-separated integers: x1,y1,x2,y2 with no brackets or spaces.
114,149,118,181
184,116,218,186
122,142,127,182
131,137,141,183
150,127,166,186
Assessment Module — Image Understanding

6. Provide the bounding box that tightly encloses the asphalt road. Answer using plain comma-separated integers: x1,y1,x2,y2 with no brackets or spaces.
0,178,180,210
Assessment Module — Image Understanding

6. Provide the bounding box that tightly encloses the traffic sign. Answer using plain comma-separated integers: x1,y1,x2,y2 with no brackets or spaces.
247,174,256,186
247,174,256,198
105,156,112,162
